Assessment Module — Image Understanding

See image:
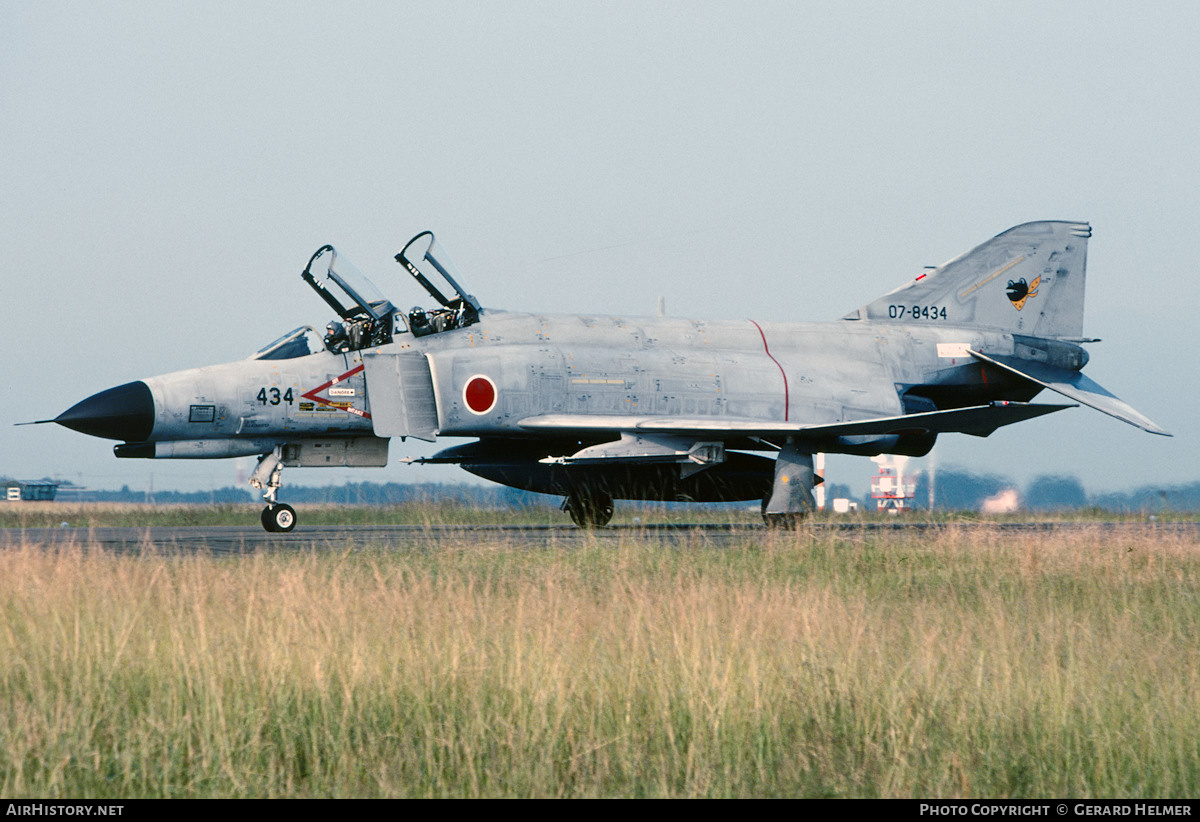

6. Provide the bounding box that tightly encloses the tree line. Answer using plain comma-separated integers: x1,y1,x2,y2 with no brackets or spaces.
41,472,1200,513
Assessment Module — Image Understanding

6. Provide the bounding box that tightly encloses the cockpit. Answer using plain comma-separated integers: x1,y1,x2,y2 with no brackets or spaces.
301,245,397,352
252,231,483,359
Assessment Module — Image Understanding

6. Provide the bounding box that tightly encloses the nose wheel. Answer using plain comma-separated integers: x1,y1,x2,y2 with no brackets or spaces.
262,503,297,533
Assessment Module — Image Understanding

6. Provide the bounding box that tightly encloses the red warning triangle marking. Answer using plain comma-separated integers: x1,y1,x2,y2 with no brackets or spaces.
301,364,372,419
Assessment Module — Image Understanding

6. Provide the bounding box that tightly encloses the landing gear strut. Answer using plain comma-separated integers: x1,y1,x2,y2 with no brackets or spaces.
761,439,816,530
563,489,614,528
250,446,297,532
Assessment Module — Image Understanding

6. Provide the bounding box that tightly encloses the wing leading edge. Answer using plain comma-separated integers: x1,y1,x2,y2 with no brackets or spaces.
517,401,1074,441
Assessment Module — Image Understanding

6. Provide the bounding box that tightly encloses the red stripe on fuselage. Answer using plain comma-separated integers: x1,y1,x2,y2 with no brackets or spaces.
748,320,789,421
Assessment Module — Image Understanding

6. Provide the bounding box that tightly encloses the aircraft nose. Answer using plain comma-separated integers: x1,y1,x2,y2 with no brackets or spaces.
54,381,155,442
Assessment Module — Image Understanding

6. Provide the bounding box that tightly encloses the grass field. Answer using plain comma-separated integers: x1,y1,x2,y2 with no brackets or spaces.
2,513,1198,797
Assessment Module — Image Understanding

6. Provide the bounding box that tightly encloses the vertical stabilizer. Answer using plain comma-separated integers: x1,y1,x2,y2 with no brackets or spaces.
844,221,1091,339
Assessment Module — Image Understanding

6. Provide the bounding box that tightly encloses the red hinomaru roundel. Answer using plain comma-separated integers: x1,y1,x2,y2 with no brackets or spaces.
463,375,498,415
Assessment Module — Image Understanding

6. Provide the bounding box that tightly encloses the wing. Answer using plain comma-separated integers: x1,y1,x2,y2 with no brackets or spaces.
518,402,1073,440
511,402,1074,466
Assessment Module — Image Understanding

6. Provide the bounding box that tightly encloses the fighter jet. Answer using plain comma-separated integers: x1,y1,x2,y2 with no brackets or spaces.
31,221,1170,531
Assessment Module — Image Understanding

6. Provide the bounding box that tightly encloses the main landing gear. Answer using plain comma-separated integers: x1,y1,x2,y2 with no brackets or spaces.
761,440,817,530
250,446,297,532
563,489,614,528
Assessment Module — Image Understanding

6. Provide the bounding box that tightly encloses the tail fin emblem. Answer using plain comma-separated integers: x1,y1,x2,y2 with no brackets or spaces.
1006,275,1041,310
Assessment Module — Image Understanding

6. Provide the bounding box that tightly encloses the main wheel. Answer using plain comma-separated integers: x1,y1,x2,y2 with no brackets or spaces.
762,512,803,530
564,491,614,528
761,499,804,530
262,503,297,532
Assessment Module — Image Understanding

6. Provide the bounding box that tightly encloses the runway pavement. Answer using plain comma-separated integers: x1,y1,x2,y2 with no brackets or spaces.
2,520,1194,555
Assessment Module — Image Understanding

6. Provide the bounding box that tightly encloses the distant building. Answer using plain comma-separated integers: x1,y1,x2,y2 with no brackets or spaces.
3,480,60,501
870,456,917,514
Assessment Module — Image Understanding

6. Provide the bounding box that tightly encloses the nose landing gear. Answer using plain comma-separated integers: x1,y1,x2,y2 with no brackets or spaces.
250,446,298,532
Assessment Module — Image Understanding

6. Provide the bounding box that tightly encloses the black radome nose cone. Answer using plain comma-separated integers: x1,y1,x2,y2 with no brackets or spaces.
55,381,155,442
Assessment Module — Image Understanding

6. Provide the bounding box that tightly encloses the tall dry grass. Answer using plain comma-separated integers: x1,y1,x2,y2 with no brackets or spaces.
2,525,1198,797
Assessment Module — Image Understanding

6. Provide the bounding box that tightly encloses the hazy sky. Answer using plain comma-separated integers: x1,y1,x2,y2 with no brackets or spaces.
3,1,1194,498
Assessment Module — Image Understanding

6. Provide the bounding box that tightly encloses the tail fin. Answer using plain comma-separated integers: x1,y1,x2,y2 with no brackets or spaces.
843,221,1091,339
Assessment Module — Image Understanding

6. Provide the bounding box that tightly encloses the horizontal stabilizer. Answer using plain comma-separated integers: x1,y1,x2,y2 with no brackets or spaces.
969,351,1171,436
519,402,1074,440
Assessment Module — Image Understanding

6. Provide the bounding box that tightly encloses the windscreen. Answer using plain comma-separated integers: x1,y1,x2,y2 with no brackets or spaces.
251,326,322,360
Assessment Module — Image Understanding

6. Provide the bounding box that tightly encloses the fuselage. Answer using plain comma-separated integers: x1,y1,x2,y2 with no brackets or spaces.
113,308,1070,459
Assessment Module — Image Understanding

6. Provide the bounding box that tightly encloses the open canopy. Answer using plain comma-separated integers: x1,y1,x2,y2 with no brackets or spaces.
301,244,395,323
396,231,481,321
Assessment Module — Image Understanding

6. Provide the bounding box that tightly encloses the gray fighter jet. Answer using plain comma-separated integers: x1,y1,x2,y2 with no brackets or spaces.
32,221,1170,530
